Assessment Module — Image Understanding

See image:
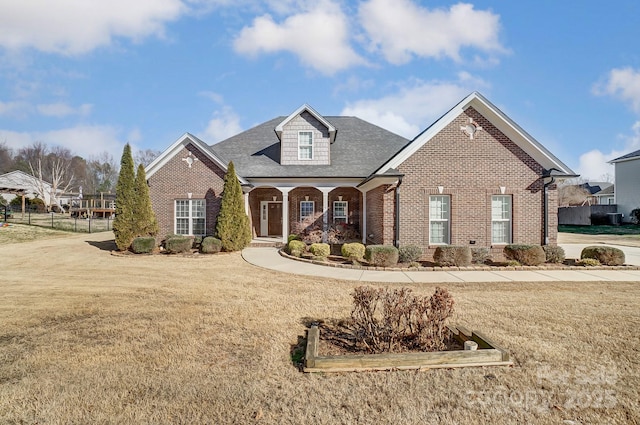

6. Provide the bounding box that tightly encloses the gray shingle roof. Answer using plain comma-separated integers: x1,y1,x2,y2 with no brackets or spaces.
610,149,640,163
210,116,410,178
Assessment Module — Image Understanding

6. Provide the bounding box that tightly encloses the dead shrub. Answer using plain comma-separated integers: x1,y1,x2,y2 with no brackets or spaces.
470,247,491,264
543,245,565,263
350,286,455,353
581,246,625,266
398,244,422,263
291,213,323,244
433,245,471,266
503,244,546,266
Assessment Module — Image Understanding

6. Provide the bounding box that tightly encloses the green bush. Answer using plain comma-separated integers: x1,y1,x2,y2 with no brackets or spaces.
471,247,491,264
342,242,366,260
131,236,156,254
364,245,399,267
577,258,600,267
433,245,472,267
398,244,422,263
200,236,222,254
543,245,566,263
309,243,330,258
503,244,546,266
165,236,192,254
580,246,625,266
631,208,640,224
287,234,301,244
287,240,306,257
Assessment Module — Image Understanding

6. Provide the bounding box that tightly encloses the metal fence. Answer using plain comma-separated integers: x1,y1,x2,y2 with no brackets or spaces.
2,206,112,233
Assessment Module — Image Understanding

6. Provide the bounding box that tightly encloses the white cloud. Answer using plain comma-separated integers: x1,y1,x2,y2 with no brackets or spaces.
358,0,505,64
201,106,243,143
0,0,187,55
576,121,640,180
0,100,30,117
593,67,640,112
0,125,128,159
233,1,365,75
341,74,487,138
36,102,92,117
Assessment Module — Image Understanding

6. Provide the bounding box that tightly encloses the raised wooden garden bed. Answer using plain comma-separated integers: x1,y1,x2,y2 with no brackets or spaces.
303,325,512,373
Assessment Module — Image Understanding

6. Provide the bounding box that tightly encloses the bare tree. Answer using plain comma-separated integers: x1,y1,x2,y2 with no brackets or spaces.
0,142,14,174
85,152,119,194
558,183,591,207
134,149,162,167
21,143,76,211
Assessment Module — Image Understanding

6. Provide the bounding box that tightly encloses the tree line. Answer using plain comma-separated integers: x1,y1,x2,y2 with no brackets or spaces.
0,141,160,210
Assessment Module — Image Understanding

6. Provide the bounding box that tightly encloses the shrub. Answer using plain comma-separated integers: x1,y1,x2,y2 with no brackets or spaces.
506,260,521,267
165,236,192,254
350,286,454,353
341,242,366,260
216,161,252,252
131,236,155,254
471,247,491,264
580,246,625,266
503,244,546,266
309,243,330,258
291,213,323,244
433,246,472,267
200,236,222,254
631,208,640,224
327,223,361,244
287,234,301,244
364,245,399,267
287,240,306,257
577,258,600,267
543,245,566,263
113,143,136,251
398,244,422,263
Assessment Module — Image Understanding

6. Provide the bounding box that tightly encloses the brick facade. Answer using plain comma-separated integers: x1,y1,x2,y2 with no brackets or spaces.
395,107,558,260
148,144,225,238
365,184,395,245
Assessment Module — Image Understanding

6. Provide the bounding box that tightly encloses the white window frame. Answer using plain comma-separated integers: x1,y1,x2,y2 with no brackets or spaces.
429,195,450,245
333,200,348,224
298,131,313,160
491,195,512,245
175,199,206,236
300,200,315,221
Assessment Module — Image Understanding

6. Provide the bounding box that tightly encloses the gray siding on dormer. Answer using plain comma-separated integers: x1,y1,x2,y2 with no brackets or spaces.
281,111,330,165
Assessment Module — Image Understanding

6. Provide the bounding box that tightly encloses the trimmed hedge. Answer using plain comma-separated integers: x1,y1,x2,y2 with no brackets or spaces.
309,243,330,258
543,245,566,263
471,247,491,264
580,246,625,266
165,236,192,254
503,244,546,266
342,242,366,260
132,236,156,254
398,244,422,263
365,245,399,267
200,236,222,254
433,245,472,267
287,234,301,244
288,240,306,257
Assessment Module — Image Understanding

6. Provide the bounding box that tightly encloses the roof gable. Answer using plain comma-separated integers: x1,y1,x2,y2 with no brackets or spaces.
375,92,576,177
275,104,337,143
609,149,640,164
145,133,247,184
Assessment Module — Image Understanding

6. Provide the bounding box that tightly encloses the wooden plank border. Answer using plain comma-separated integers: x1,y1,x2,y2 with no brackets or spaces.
303,325,513,373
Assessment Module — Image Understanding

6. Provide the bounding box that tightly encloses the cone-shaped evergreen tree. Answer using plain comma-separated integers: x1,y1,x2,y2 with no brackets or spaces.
216,161,251,251
134,164,158,237
113,144,136,250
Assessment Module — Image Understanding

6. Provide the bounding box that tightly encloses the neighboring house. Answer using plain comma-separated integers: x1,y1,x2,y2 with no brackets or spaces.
591,185,615,205
609,150,640,221
0,170,54,206
146,92,576,260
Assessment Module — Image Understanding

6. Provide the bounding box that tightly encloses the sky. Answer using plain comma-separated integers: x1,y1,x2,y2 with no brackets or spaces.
1,0,640,180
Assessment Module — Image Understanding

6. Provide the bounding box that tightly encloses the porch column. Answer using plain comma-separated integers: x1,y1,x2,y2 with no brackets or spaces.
277,187,293,244
361,190,367,244
319,188,332,243
243,192,249,216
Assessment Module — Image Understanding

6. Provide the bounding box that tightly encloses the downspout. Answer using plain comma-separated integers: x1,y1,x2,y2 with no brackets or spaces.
394,176,403,248
543,176,556,246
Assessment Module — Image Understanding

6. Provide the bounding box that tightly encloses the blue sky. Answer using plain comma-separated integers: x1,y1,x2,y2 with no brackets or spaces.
1,0,640,180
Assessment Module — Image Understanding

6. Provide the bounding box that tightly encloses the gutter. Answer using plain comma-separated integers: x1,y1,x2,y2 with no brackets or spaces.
543,176,555,245
394,176,403,248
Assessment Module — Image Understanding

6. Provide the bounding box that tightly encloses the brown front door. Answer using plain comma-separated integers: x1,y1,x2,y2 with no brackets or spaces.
267,202,282,235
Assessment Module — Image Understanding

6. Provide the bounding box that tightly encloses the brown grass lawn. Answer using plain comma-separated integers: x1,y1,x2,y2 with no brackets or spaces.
1,232,639,424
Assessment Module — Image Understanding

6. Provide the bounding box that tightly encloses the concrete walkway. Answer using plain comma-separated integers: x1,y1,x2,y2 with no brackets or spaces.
242,245,640,283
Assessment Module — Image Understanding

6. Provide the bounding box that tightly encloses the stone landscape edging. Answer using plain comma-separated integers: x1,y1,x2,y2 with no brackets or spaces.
278,249,640,272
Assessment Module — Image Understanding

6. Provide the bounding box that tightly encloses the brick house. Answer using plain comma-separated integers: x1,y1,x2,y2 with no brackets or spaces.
145,92,576,259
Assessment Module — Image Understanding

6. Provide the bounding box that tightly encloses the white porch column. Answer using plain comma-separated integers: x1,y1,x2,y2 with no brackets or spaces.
319,188,332,243
361,190,367,244
243,192,249,216
277,187,293,244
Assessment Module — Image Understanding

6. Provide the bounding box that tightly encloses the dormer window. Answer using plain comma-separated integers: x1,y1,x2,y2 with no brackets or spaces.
298,131,313,160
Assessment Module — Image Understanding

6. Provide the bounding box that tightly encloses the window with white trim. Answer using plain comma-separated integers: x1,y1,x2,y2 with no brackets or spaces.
298,131,313,160
491,195,512,244
333,201,348,224
300,200,315,220
175,199,206,236
429,195,450,244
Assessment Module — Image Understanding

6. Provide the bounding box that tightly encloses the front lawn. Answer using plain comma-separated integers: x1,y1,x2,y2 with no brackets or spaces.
558,224,640,235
